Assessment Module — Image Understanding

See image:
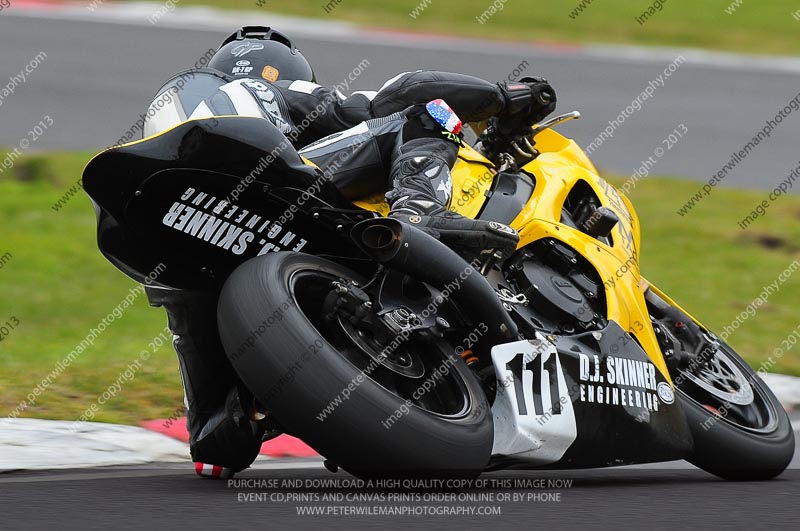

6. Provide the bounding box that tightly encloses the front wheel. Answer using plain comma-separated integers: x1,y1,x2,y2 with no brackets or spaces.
648,289,794,480
677,341,794,480
217,252,494,478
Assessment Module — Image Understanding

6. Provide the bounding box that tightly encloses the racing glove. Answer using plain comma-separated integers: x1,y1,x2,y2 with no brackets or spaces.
498,77,557,127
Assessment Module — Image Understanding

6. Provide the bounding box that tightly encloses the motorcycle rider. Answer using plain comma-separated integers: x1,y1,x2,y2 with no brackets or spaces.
141,26,556,478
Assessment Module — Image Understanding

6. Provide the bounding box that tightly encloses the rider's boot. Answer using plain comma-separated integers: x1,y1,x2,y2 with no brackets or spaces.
145,287,265,478
387,100,519,259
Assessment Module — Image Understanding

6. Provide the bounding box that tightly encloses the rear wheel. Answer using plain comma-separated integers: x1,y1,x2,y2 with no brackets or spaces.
217,252,494,478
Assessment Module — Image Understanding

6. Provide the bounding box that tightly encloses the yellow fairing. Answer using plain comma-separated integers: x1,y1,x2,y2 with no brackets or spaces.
524,130,671,381
511,129,668,381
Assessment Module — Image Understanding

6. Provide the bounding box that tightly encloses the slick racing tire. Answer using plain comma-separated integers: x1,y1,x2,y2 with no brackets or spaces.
217,252,494,478
677,340,794,481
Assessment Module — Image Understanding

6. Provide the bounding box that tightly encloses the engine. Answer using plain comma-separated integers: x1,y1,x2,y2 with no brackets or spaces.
501,238,607,336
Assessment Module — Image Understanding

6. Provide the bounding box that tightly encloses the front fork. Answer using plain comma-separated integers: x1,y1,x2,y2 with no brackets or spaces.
645,288,718,379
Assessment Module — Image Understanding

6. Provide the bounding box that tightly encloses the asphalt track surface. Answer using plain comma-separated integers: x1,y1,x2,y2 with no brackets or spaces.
1,460,798,530
1,12,800,190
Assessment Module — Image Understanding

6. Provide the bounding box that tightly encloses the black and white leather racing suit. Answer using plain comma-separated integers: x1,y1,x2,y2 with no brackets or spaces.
140,68,555,473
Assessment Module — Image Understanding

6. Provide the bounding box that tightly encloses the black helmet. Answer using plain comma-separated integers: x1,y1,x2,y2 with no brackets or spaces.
208,26,315,83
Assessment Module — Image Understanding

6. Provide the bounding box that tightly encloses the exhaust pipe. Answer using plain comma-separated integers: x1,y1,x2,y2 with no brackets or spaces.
351,218,518,346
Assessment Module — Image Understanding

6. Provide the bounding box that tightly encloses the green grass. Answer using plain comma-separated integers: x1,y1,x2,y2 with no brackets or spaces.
0,150,798,425
0,152,182,426
154,0,800,55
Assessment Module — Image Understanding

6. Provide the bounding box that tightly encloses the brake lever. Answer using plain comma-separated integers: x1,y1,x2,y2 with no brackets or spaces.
531,111,581,136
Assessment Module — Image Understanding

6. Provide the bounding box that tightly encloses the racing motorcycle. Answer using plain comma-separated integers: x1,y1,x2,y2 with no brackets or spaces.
83,110,794,480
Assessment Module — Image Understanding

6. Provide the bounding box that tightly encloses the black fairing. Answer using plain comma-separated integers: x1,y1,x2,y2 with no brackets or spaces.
83,117,363,289
491,321,693,471
477,170,535,225
552,322,693,467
